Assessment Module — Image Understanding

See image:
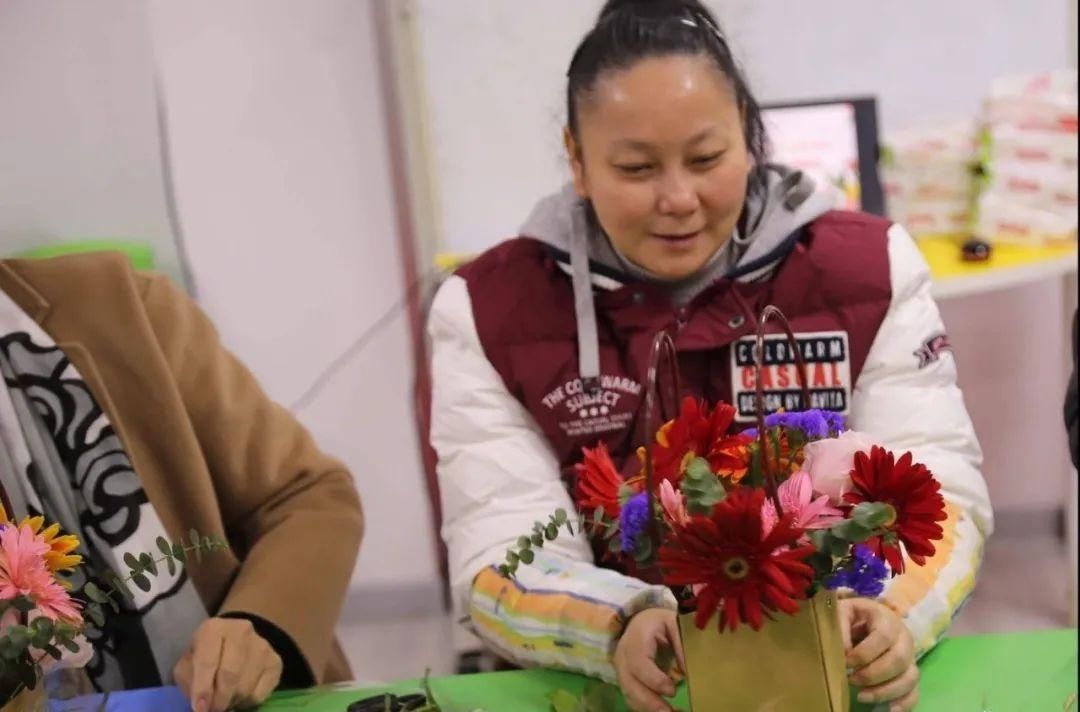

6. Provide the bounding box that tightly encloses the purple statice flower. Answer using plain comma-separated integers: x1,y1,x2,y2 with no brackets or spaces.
821,410,847,434
747,409,848,440
825,544,889,597
619,492,651,553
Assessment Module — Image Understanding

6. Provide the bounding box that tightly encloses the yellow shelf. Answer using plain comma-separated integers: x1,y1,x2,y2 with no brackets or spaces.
917,234,1078,281
917,234,1077,300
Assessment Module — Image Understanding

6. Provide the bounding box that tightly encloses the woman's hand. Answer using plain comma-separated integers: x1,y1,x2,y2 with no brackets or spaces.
613,608,686,712
839,598,919,711
173,617,283,712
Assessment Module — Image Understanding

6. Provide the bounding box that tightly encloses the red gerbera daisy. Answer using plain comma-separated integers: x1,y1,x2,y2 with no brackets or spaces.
642,397,752,484
844,446,947,574
658,488,816,632
574,442,624,519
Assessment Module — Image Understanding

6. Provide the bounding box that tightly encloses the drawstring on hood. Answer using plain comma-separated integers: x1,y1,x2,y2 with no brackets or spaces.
519,164,840,390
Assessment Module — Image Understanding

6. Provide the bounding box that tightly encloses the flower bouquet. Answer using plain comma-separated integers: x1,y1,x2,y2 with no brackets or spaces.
0,504,227,711
503,306,947,712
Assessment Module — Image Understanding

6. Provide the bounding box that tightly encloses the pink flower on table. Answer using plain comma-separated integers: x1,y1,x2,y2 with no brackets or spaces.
658,480,690,527
802,430,879,504
761,471,845,536
0,524,82,623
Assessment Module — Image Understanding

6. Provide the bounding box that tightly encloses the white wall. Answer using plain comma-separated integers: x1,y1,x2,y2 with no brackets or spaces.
0,0,186,283
148,0,438,597
941,283,1072,512
0,0,440,623
406,0,1072,258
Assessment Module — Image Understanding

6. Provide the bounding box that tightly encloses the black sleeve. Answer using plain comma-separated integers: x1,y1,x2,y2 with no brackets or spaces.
1067,310,1078,470
217,611,315,689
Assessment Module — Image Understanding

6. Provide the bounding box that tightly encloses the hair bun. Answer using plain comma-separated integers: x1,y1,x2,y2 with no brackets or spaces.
597,0,709,22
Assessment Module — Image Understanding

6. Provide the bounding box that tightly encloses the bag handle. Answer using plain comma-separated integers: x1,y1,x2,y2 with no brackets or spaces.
752,305,812,518
641,305,811,546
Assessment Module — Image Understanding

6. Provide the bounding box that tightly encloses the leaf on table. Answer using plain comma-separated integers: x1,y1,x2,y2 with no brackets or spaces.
580,681,620,711
548,689,582,712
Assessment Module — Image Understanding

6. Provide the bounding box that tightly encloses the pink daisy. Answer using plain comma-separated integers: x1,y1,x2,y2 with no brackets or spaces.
761,471,845,537
0,524,82,623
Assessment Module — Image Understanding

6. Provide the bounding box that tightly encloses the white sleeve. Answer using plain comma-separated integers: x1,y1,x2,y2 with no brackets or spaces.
428,275,676,681
849,224,993,656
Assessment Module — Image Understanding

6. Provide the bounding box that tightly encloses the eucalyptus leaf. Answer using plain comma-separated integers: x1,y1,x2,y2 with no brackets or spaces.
544,523,559,541
829,534,853,558
683,456,726,515
165,556,177,577
106,571,133,599
139,552,158,576
553,508,568,525
86,605,105,627
30,627,51,649
5,627,29,655
156,536,173,558
84,582,108,604
851,502,896,530
519,549,535,565
122,552,141,573
831,518,872,542
31,617,53,634
172,543,187,563
132,573,152,593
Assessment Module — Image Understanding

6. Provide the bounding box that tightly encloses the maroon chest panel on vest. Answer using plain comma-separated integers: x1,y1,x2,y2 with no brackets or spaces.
460,212,893,484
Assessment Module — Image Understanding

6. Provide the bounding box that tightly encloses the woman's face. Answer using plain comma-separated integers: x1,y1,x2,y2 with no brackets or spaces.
566,54,751,280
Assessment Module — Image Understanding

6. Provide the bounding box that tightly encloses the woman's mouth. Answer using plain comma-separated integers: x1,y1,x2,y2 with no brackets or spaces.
651,230,702,244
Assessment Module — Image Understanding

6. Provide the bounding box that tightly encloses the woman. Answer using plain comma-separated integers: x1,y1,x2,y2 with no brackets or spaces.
0,251,362,711
429,1,991,711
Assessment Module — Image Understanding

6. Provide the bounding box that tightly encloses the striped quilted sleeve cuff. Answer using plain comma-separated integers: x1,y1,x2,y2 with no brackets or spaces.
467,549,678,683
881,500,986,658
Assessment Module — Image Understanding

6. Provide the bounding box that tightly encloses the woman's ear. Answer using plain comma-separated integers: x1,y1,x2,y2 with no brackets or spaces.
564,126,589,198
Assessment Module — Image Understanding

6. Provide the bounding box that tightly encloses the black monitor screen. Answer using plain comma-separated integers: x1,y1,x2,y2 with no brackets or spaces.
761,97,885,217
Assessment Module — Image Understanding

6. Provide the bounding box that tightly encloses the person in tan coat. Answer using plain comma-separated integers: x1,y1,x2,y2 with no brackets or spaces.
0,251,362,711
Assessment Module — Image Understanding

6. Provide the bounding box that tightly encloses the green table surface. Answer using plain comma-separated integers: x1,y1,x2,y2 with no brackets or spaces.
262,628,1077,711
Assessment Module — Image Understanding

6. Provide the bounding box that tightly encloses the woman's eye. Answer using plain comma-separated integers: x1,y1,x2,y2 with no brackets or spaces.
616,163,654,175
691,152,723,166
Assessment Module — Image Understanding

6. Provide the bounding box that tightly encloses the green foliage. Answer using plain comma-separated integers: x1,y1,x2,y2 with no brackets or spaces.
851,502,896,530
548,681,621,712
498,509,581,578
681,457,726,515
830,518,872,543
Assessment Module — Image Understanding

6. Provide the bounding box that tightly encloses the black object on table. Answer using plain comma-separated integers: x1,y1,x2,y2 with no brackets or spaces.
961,237,992,262
347,692,428,711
